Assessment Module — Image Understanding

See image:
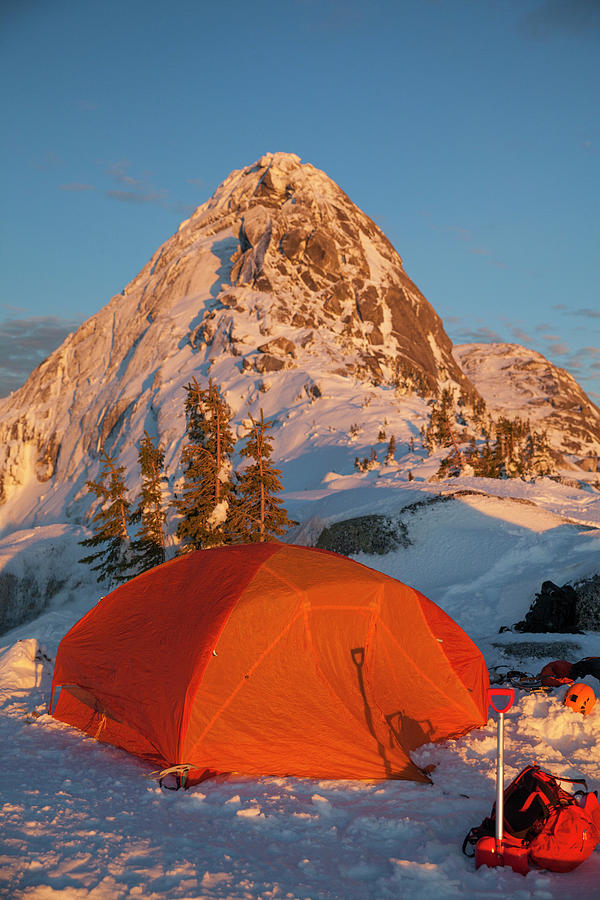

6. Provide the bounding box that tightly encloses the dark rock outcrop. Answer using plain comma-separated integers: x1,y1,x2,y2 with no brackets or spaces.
316,515,411,556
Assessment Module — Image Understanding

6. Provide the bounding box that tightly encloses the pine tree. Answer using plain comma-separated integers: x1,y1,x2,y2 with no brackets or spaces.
422,389,457,452
385,434,397,464
128,431,168,575
175,377,235,551
79,449,131,585
522,427,554,477
454,415,555,480
231,409,296,542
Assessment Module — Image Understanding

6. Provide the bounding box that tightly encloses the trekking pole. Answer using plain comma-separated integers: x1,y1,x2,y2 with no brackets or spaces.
488,687,515,845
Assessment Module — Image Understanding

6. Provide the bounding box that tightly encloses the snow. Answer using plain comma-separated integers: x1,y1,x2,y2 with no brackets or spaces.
0,151,599,896
1,476,600,898
207,499,229,529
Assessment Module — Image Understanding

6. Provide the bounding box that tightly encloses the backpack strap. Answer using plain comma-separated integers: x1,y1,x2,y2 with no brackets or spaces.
462,817,494,856
529,763,588,793
520,789,550,814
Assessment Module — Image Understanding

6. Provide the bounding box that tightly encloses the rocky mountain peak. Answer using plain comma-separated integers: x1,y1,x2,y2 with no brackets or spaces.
0,153,597,529
133,151,475,394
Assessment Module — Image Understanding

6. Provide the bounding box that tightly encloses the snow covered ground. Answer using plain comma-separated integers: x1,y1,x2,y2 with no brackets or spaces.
1,472,600,899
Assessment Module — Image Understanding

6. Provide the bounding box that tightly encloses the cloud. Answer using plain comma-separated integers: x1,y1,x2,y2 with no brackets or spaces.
566,346,600,372
521,0,600,38
107,160,142,187
509,325,533,344
567,307,600,320
0,315,81,398
424,216,505,268
60,183,95,192
0,303,27,314
105,189,194,215
106,189,168,206
546,340,570,355
449,324,504,344
446,225,472,242
101,160,194,214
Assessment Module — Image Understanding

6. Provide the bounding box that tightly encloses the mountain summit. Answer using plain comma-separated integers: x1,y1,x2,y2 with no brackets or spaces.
0,152,597,530
0,153,475,516
176,151,474,391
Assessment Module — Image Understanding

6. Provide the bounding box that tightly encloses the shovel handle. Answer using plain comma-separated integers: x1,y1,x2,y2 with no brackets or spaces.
488,687,515,714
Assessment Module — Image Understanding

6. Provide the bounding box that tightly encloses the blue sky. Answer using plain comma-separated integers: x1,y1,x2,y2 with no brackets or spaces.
1,0,598,400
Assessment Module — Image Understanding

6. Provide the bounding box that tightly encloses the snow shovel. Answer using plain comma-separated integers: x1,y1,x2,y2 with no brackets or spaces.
475,687,529,875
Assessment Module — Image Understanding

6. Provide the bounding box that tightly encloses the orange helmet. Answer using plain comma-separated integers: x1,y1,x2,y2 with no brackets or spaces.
564,683,596,716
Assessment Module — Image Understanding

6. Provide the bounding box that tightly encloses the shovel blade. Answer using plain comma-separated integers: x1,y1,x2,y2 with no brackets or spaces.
475,837,529,875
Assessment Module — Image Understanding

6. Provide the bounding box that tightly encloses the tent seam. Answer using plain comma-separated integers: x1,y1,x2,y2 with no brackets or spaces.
377,617,471,715
413,589,486,721
185,609,305,759
177,544,280,763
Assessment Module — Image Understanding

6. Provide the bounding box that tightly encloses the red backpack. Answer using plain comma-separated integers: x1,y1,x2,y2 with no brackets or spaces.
463,764,600,873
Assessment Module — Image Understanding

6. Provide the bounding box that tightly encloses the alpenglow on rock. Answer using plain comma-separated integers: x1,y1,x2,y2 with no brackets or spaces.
0,152,478,521
0,152,598,531
453,343,600,468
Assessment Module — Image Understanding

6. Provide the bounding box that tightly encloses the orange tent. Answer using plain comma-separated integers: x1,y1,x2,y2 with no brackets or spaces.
50,543,488,783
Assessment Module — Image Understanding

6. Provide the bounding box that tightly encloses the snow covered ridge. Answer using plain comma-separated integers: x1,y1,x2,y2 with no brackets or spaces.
454,343,600,466
0,151,598,539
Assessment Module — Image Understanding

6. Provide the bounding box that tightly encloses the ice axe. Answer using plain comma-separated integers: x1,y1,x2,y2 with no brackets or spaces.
475,687,529,875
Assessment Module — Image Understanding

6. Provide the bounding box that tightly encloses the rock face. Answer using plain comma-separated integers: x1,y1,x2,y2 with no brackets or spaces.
0,152,477,521
189,152,474,391
453,343,600,468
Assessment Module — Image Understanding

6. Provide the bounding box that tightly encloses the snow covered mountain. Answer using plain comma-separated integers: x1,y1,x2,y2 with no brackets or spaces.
0,151,478,528
454,342,600,468
1,154,600,899
0,151,598,539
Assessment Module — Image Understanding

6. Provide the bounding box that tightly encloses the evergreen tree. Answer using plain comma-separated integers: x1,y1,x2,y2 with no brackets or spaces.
128,431,168,575
522,428,554,476
453,416,555,480
367,447,378,469
79,449,131,585
175,377,235,551
384,434,397,464
231,409,296,542
422,389,457,452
